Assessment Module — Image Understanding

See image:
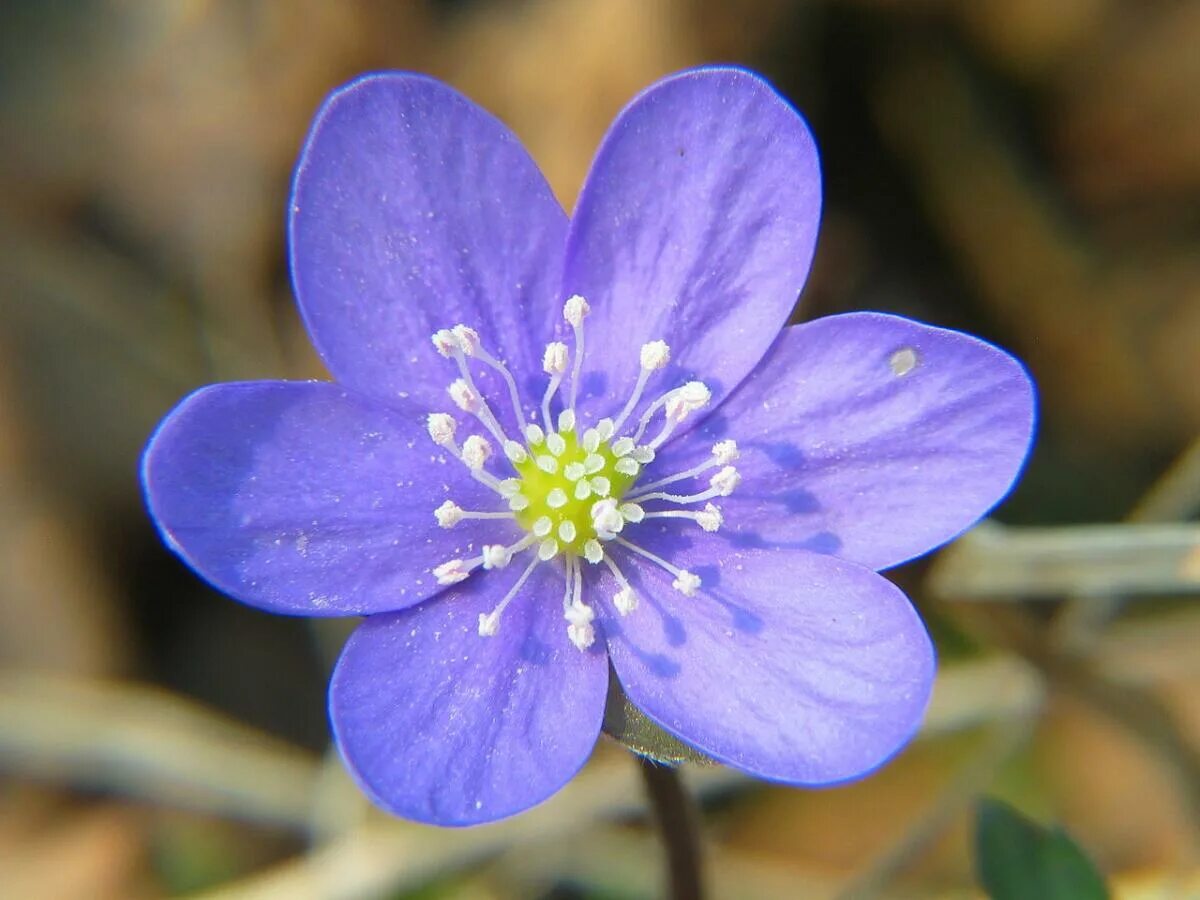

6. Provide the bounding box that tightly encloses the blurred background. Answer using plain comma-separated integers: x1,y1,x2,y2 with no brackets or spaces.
1,0,1199,897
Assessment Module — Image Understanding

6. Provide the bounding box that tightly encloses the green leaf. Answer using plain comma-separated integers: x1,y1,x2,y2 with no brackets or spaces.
976,797,1109,900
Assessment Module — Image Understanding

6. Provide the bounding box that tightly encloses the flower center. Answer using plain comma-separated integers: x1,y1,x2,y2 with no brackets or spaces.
422,295,742,650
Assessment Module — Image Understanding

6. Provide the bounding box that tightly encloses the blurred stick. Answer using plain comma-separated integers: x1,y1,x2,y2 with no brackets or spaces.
928,520,1200,601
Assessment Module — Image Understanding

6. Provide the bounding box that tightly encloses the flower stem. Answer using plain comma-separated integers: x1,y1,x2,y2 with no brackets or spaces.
638,756,706,899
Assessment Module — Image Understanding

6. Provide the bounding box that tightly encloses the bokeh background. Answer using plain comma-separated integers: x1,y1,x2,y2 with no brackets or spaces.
2,1,1199,897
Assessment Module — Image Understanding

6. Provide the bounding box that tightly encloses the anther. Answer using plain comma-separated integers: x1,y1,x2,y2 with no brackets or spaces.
461,435,492,470
614,458,639,476
596,419,615,441
426,413,457,446
613,536,701,596
581,428,601,453
543,342,569,375
565,600,596,650
433,559,472,585
673,571,702,596
431,329,459,357
563,295,590,327
592,498,625,538
434,500,463,527
563,295,590,412
710,465,741,496
695,503,723,532
640,340,670,370
450,324,480,356
477,554,541,638
713,439,739,464
481,544,510,569
449,378,481,413
602,554,638,615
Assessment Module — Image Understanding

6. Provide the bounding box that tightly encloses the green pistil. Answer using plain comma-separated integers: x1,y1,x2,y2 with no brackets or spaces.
512,430,638,553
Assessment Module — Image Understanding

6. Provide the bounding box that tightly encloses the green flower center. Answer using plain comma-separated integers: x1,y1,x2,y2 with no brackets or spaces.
511,430,638,553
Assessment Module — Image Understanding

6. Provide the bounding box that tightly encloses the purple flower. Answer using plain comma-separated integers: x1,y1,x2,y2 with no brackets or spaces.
142,68,1035,826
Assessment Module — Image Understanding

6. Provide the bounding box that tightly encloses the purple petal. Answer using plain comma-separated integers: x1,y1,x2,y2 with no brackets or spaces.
596,534,934,784
143,381,513,616
289,73,567,419
562,67,821,424
330,563,607,825
653,313,1036,570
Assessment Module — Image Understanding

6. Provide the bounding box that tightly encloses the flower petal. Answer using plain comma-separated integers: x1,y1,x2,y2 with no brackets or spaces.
562,67,821,423
330,563,608,825
652,313,1036,570
142,381,512,616
597,535,934,784
289,73,568,417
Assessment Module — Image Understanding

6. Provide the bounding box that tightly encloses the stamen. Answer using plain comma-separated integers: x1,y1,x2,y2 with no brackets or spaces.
533,516,553,537
612,339,671,433
602,553,638,615
627,465,740,505
563,295,590,411
478,554,540,637
449,377,509,447
525,423,546,446
618,502,644,522
581,428,601,453
558,409,576,433
564,564,596,650
426,413,457,446
643,502,723,532
433,500,515,528
631,380,710,444
433,558,474,585
613,536,701,596
634,440,739,494
541,342,568,431
461,435,492,471
481,544,510,569
591,498,625,539
450,324,527,429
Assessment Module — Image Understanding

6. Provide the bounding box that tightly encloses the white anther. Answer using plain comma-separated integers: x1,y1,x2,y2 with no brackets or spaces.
543,341,569,375
583,453,606,474
450,324,480,356
547,488,568,509
583,539,604,564
640,340,671,370
508,494,530,511
574,479,593,501
525,423,546,445
426,413,457,446
614,458,640,477
477,554,541,639
695,503,723,532
431,329,458,357
558,409,576,433
433,559,472,585
533,516,553,537
614,586,638,616
449,378,481,413
481,544,510,569
434,500,463,528
503,440,528,464
673,571,702,596
631,445,656,464
713,439,740,464
590,476,611,497
538,539,559,561
564,599,596,650
612,437,635,457
581,429,601,453
536,455,559,474
591,498,625,538
558,520,578,543
498,478,522,497
461,435,492,470
710,465,741,496
545,432,567,456
619,502,644,523
563,294,590,327
596,418,615,441
478,611,500,637
665,381,712,423
564,462,586,482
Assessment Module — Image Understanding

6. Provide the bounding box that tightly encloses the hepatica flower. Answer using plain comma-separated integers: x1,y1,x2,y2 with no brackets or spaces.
143,68,1035,826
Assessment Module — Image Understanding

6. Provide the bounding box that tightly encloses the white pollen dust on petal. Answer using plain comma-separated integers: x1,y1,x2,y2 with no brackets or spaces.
890,347,919,376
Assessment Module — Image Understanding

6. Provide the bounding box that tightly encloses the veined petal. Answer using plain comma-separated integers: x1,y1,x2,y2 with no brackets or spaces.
289,73,567,420
142,381,508,616
653,313,1037,571
562,67,821,425
597,536,934,784
330,563,608,826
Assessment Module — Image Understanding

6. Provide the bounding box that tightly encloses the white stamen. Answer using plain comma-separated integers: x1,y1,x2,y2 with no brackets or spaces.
618,502,644,523
574,479,593,501
478,554,540,637
590,476,611,497
450,324,481,356
431,329,458,357
449,378,481,413
538,538,559,561
558,409,576,433
563,295,589,411
633,440,735,494
536,455,559,474
433,558,473,585
533,516,553,537
591,498,625,538
583,539,604,564
563,462,586,482
713,439,739,464
426,413,457,446
602,554,638,615
643,502,723,532
461,435,492,471
545,432,567,456
481,544,510,569
434,500,463,527
525,423,546,445
612,339,671,433
565,600,596,650
547,488,569,509
558,520,577,543
543,342,569,375
710,465,742,496
503,440,528,464
614,536,701,596
450,324,528,428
